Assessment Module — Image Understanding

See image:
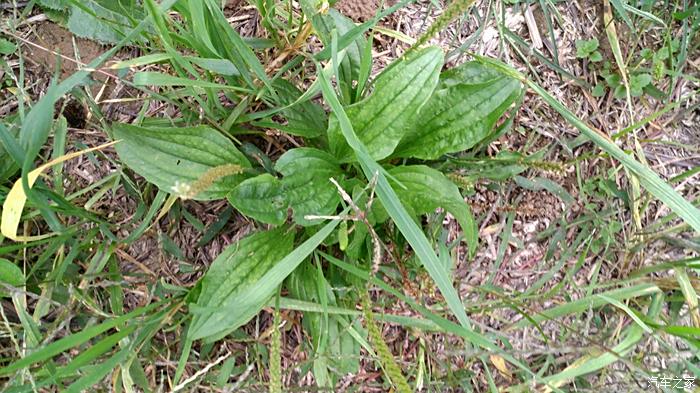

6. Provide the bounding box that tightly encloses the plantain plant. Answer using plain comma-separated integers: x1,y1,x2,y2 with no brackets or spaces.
109,5,523,386
3,0,697,390
115,55,521,312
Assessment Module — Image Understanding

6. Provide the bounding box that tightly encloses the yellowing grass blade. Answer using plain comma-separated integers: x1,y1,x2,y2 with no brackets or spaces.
675,267,700,328
1,141,119,242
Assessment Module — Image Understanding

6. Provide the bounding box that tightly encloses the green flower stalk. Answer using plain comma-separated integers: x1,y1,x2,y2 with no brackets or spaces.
412,0,477,50
269,306,282,393
361,290,412,393
172,164,244,200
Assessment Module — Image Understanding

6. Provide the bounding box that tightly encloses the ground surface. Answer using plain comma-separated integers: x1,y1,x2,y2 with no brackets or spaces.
0,0,698,392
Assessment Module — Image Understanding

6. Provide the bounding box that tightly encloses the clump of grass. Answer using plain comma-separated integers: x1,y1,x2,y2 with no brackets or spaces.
0,0,698,391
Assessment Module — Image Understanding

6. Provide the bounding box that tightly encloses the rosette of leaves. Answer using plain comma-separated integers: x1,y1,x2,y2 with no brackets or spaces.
113,10,523,371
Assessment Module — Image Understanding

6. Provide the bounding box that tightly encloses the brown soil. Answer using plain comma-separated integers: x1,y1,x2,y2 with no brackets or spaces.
224,0,247,10
4,2,696,390
22,21,144,126
25,22,107,83
335,0,379,22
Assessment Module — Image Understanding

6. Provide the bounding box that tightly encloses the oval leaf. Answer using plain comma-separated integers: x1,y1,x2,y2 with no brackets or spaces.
438,61,506,88
328,46,444,161
113,124,250,200
273,79,327,137
0,258,24,298
388,165,478,257
189,228,295,340
275,148,342,226
228,174,287,225
394,71,522,159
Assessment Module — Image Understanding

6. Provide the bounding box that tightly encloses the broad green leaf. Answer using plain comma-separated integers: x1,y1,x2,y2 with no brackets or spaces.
227,174,287,225
318,59,473,331
113,124,251,200
38,0,68,9
0,258,24,298
275,148,342,226
67,1,141,43
630,73,652,96
388,165,477,257
189,228,295,340
394,70,522,159
575,38,599,58
328,46,444,161
0,123,20,182
438,61,506,88
273,79,327,137
0,38,17,55
188,216,348,341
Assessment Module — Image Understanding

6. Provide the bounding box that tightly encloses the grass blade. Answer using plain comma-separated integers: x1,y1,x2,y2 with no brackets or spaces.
321,252,565,392
0,301,164,376
509,283,660,329
475,56,700,233
540,294,662,391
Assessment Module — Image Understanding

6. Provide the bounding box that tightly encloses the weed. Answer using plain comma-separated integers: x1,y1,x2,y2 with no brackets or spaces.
576,38,603,63
0,0,699,391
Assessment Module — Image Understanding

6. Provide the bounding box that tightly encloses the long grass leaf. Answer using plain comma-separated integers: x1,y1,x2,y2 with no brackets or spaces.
0,301,163,376
509,283,660,329
475,56,700,233
321,252,565,392
539,295,662,391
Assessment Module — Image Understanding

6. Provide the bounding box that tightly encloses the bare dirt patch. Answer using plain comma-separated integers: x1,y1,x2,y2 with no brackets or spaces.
335,0,379,22
24,22,106,82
